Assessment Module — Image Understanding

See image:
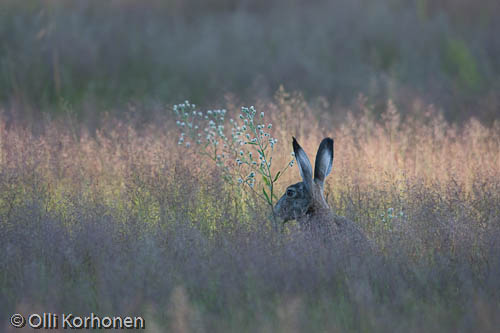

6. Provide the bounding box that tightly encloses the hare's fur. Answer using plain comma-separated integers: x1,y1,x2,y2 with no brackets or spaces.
274,137,367,245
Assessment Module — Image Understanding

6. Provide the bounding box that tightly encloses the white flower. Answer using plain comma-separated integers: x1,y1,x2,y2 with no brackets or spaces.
260,112,264,118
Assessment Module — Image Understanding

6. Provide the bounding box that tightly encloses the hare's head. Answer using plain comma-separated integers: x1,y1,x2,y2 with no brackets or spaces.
274,137,334,224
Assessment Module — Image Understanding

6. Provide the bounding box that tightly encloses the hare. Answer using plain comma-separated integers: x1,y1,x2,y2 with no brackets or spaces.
274,137,367,245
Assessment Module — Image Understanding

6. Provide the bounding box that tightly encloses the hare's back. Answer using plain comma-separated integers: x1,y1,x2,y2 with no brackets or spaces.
331,215,370,249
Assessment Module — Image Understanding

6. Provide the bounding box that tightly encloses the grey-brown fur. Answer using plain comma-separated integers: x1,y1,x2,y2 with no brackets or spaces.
274,137,368,246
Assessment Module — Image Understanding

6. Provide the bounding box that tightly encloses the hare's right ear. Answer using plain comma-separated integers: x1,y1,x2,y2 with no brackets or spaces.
292,137,313,190
314,137,334,187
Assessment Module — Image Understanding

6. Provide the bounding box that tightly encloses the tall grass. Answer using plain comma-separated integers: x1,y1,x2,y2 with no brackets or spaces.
1,95,499,331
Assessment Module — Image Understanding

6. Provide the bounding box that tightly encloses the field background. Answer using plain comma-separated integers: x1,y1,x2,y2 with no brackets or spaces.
1,0,500,332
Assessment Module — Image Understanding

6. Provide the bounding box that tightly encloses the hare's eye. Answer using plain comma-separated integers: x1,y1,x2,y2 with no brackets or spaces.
286,189,295,198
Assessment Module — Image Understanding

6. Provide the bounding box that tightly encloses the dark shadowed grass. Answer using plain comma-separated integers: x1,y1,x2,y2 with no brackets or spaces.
0,98,499,332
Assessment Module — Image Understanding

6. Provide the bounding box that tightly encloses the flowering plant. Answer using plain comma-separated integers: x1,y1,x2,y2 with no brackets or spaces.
174,101,294,221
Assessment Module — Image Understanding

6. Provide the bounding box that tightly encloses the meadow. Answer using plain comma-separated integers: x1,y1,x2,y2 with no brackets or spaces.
1,92,499,331
1,0,500,332
1,0,499,122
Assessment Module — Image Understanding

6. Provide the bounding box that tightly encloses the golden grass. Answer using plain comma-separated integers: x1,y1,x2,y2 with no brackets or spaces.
1,96,499,331
1,95,499,228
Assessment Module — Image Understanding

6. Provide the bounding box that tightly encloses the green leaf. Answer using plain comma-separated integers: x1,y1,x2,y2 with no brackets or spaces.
273,171,281,182
263,188,271,204
262,175,270,187
260,164,266,175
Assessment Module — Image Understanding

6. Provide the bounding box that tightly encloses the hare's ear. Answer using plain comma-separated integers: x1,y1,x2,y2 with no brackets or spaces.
314,138,334,187
292,137,313,190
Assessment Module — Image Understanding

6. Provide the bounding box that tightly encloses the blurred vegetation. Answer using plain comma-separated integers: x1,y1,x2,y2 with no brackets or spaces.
1,0,499,122
2,2,499,330
1,95,499,331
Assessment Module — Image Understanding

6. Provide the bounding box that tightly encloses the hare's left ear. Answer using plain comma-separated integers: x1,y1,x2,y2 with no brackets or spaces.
314,138,334,187
292,137,313,191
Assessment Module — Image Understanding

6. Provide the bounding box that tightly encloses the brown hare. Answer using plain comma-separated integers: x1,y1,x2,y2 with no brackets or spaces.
274,137,367,245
